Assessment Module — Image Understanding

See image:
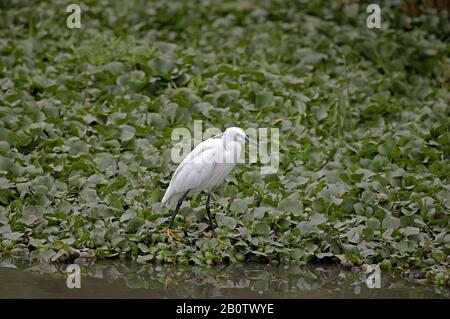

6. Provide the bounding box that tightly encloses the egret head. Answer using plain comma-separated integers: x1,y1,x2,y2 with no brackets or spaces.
223,127,259,146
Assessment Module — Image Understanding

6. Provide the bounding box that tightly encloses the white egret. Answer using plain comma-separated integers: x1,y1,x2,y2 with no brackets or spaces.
161,127,259,239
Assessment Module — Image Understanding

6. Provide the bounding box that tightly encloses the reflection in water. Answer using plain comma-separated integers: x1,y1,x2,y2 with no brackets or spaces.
0,257,448,298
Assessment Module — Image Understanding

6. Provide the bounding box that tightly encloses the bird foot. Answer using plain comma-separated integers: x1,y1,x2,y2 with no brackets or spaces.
160,227,182,241
217,237,230,246
164,276,171,287
208,232,230,246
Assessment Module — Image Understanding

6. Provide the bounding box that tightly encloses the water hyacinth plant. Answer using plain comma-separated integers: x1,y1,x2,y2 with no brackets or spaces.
0,0,449,286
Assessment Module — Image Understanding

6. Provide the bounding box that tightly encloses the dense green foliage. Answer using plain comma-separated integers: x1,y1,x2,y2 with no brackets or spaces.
0,1,449,285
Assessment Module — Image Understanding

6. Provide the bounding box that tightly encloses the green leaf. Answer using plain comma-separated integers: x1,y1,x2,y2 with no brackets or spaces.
126,216,145,233
148,57,176,80
382,215,400,230
3,232,23,241
80,188,98,203
230,198,251,214
278,197,303,216
94,153,117,173
138,243,149,253
254,221,270,236
291,248,305,260
120,125,136,142
216,215,237,230
68,140,89,155
21,206,45,225
309,213,327,226
255,91,274,108
366,217,380,229
400,227,420,237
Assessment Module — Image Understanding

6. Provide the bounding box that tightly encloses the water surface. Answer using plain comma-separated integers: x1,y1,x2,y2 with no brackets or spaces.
0,257,448,298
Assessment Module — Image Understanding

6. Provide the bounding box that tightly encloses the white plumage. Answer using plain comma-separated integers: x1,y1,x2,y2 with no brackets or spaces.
162,134,239,206
160,127,258,237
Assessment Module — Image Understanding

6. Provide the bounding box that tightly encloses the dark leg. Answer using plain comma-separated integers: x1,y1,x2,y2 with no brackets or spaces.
168,190,189,229
205,192,215,236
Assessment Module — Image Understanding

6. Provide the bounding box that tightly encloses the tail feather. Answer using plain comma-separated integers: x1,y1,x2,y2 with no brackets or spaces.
161,188,186,208
161,187,172,207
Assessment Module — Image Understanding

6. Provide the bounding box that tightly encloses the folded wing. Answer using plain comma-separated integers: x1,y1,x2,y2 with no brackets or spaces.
161,138,221,206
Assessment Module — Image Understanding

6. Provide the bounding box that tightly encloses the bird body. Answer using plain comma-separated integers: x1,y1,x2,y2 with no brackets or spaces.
161,129,242,207
160,127,258,237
